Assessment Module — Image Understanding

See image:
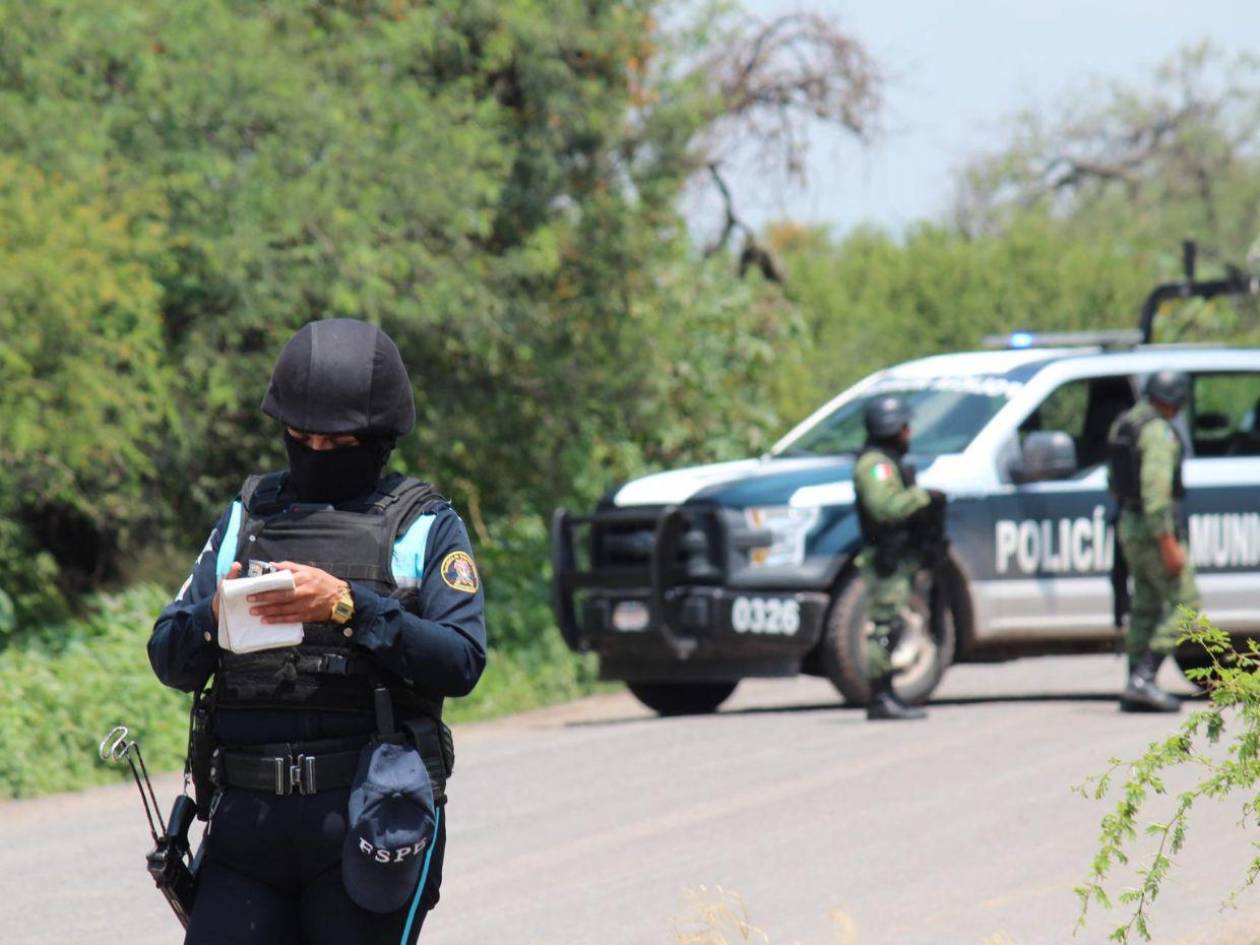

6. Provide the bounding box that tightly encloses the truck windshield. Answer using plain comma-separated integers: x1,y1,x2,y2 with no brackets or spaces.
775,383,1010,458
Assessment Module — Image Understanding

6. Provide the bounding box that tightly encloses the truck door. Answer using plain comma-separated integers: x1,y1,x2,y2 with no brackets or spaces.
980,374,1136,639
1183,370,1260,633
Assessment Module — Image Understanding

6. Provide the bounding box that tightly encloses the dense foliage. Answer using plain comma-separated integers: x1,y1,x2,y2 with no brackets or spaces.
0,0,801,635
0,1,808,795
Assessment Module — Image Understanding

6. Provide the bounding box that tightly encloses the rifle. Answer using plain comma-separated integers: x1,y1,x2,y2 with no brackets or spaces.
913,491,951,632
99,726,199,928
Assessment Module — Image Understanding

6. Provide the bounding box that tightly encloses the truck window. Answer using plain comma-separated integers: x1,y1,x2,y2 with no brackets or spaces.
776,384,1009,458
1191,372,1260,457
1018,375,1134,468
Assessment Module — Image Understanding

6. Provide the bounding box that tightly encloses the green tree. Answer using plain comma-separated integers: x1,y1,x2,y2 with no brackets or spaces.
0,1,881,644
0,159,171,630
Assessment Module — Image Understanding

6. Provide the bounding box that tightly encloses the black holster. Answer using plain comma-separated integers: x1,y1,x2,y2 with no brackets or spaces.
188,686,218,821
1110,511,1130,628
403,716,455,805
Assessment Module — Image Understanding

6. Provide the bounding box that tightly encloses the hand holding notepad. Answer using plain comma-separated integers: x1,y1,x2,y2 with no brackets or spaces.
217,570,305,653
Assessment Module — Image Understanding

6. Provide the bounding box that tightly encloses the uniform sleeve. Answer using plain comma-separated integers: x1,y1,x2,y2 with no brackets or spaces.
1138,419,1179,536
349,508,487,698
855,455,931,523
147,502,237,692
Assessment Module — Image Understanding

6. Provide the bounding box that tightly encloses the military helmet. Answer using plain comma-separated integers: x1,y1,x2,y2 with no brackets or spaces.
262,319,416,437
1144,370,1190,409
864,395,912,439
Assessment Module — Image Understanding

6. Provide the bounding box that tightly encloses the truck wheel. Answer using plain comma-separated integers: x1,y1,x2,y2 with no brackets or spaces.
626,681,738,716
820,572,955,706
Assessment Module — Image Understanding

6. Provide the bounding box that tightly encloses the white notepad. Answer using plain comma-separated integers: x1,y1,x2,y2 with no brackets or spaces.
217,570,305,654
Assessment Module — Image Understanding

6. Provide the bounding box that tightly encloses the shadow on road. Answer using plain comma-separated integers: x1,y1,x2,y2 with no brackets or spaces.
560,687,1212,728
928,691,1119,706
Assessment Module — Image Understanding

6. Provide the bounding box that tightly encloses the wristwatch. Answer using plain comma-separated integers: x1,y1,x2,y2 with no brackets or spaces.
330,583,355,626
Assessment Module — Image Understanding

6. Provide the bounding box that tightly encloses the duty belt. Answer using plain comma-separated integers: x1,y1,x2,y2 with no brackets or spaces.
216,737,366,796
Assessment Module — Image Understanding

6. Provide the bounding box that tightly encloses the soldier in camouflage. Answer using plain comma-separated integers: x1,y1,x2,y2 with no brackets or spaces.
1107,370,1201,712
853,396,946,721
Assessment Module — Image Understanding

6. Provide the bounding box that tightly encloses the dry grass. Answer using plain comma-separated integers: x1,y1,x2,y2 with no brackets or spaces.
672,886,857,945
672,886,1021,945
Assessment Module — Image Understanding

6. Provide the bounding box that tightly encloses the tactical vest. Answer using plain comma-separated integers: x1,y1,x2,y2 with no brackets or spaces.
855,446,916,576
1107,409,1185,511
214,471,455,795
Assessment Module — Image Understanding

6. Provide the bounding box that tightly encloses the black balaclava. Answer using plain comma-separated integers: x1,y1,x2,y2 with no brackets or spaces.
284,432,394,504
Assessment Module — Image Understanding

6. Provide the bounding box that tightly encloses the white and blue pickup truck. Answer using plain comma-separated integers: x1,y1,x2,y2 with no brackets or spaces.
551,275,1260,715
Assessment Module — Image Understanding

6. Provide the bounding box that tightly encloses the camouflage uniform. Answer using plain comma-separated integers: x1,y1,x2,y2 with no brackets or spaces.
1110,400,1201,659
853,448,931,679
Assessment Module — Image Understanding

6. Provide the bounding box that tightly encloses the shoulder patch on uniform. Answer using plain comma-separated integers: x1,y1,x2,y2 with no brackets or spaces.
871,462,893,482
440,551,480,594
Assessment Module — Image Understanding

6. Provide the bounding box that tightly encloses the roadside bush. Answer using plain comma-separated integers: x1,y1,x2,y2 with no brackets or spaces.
1076,612,1260,942
0,586,187,798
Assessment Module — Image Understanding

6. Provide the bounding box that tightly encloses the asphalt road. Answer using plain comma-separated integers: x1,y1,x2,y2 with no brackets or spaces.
3,655,1259,945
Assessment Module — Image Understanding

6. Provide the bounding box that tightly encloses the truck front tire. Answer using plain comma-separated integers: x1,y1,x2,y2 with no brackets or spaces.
820,572,955,707
627,681,738,716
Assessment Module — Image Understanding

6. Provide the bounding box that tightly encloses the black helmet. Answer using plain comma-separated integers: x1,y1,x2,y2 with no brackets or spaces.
1145,370,1190,409
864,395,912,439
262,319,416,437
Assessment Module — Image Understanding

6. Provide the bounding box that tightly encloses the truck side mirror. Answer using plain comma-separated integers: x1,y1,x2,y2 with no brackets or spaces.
1010,430,1077,484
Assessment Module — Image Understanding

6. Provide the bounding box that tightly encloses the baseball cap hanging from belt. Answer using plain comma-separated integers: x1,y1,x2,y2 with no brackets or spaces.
341,688,437,913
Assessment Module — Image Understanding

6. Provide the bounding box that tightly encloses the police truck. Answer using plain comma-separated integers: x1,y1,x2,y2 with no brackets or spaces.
551,262,1260,714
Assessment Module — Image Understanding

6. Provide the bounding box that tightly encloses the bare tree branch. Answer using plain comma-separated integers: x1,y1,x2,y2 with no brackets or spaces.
703,162,783,283
688,11,882,280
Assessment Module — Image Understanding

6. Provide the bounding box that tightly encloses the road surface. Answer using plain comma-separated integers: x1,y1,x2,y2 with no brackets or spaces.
2,655,1258,945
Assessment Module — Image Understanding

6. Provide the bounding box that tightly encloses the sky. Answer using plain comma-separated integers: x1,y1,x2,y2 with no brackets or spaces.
699,0,1260,237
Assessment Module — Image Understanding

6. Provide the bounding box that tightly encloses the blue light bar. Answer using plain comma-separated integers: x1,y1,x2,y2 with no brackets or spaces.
1008,331,1035,348
981,329,1142,350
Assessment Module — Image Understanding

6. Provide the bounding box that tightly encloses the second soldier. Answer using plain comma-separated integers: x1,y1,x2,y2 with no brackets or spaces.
1107,370,1201,712
853,396,946,721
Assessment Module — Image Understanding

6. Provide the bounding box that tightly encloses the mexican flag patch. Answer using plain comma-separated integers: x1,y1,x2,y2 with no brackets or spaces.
871,462,893,482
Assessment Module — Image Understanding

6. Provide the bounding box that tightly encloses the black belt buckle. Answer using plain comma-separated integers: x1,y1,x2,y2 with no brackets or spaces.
272,753,318,795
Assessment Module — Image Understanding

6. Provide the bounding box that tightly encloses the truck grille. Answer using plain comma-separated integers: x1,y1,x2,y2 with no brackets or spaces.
592,506,723,582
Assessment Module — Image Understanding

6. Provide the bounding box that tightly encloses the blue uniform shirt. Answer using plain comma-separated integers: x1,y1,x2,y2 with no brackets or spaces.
148,490,488,708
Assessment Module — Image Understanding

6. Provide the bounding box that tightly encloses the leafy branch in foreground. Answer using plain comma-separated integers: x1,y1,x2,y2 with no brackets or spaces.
1074,610,1260,942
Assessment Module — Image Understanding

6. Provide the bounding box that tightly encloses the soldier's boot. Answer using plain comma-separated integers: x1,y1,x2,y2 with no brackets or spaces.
866,674,927,721
1120,651,1181,713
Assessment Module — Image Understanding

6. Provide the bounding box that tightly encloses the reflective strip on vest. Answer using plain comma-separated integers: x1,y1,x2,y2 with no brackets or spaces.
392,514,437,589
215,501,244,581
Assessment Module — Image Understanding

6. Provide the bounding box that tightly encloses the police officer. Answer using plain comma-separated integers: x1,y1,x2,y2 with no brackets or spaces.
148,319,486,943
1107,370,1200,712
853,396,945,721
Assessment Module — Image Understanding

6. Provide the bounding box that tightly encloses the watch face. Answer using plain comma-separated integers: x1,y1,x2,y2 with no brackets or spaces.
332,594,354,623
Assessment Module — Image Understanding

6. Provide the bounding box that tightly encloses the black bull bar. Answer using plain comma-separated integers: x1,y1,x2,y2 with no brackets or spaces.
551,506,706,660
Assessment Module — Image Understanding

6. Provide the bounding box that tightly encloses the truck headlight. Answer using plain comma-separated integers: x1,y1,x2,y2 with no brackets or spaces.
743,506,820,568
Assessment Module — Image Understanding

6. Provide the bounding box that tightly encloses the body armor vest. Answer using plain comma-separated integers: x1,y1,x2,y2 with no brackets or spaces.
1107,409,1185,511
855,446,916,577
213,472,455,795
